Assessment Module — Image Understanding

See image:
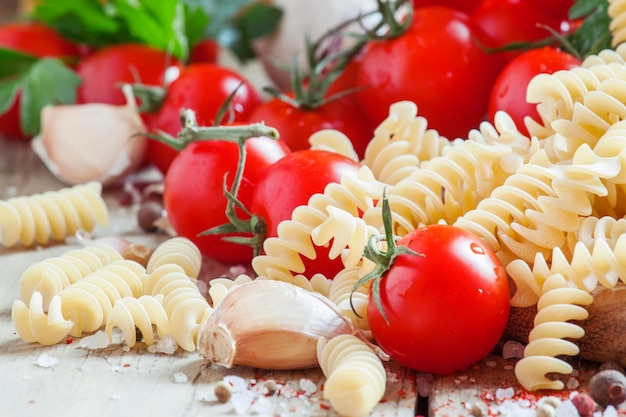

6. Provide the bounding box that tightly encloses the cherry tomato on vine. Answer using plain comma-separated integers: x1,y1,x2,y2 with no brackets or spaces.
470,0,566,64
163,134,290,264
251,149,361,278
412,0,482,14
367,224,510,374
190,39,220,64
246,95,372,159
147,63,263,175
356,6,502,140
528,0,575,21
0,21,81,140
76,43,183,105
488,46,581,137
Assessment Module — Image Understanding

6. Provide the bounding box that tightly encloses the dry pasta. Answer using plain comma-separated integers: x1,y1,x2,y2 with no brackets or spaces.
19,243,123,311
308,129,360,162
453,147,618,266
317,334,386,417
146,237,202,279
514,274,593,391
361,100,451,185
326,266,370,332
208,274,254,306
12,259,147,345
105,295,170,347
311,206,379,269
252,166,383,283
0,181,108,248
144,264,212,351
609,0,626,48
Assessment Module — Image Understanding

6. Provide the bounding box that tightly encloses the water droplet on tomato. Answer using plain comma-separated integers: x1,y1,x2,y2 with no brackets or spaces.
470,243,485,255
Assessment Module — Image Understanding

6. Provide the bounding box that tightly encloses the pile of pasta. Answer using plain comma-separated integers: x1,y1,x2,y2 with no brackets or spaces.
249,40,626,392
8,4,626,407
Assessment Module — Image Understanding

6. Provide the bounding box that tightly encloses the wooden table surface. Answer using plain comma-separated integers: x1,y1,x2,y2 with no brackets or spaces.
1,136,624,417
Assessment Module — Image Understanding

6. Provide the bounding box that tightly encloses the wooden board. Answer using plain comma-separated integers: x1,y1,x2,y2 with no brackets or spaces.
0,137,417,417
2,137,625,417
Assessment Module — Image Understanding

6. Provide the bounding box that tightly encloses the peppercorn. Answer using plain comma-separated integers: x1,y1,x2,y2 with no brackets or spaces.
588,369,626,409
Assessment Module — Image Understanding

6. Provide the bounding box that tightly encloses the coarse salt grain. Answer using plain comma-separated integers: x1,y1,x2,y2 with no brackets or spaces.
223,375,248,392
485,360,497,368
231,390,256,414
79,331,110,349
36,353,59,368
495,387,515,400
299,378,317,394
110,392,121,401
173,372,188,383
147,335,178,354
249,396,273,414
554,399,579,417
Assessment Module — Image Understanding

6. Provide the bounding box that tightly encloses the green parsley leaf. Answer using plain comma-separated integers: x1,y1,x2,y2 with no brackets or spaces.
18,58,82,135
0,78,22,115
0,48,38,78
567,0,612,58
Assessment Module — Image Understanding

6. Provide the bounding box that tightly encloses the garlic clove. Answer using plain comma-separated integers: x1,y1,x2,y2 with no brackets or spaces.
31,84,147,187
197,279,368,370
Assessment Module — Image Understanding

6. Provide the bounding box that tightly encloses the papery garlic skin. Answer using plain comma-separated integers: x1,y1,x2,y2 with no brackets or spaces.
32,84,147,187
197,279,367,370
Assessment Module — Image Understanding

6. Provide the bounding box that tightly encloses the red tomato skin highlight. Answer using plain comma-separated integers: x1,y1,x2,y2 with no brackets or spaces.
488,47,581,136
147,63,263,175
163,136,288,264
77,43,183,105
246,96,372,159
368,225,510,375
356,6,502,140
251,149,361,279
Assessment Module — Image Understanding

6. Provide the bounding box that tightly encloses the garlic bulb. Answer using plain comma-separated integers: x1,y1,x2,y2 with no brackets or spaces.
197,279,368,370
31,84,147,187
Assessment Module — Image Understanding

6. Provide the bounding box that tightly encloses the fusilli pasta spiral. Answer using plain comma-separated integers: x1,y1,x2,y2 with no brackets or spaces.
514,275,593,391
317,334,386,417
12,259,147,345
0,181,108,248
252,166,383,283
144,264,212,351
105,295,170,347
19,244,124,311
146,237,203,279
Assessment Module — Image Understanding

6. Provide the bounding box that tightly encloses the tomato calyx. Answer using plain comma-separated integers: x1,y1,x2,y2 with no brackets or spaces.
351,191,423,325
262,0,412,111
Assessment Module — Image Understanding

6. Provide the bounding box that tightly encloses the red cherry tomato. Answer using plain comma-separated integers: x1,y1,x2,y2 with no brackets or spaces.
163,135,290,264
0,21,81,140
76,43,183,105
487,46,581,136
356,6,502,140
528,0,575,21
413,0,482,14
147,63,263,175
190,39,220,64
251,149,361,278
246,95,372,159
367,224,510,374
470,0,565,64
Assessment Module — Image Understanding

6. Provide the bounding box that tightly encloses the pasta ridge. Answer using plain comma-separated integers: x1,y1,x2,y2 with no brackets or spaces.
251,166,383,283
316,334,386,417
0,181,108,248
